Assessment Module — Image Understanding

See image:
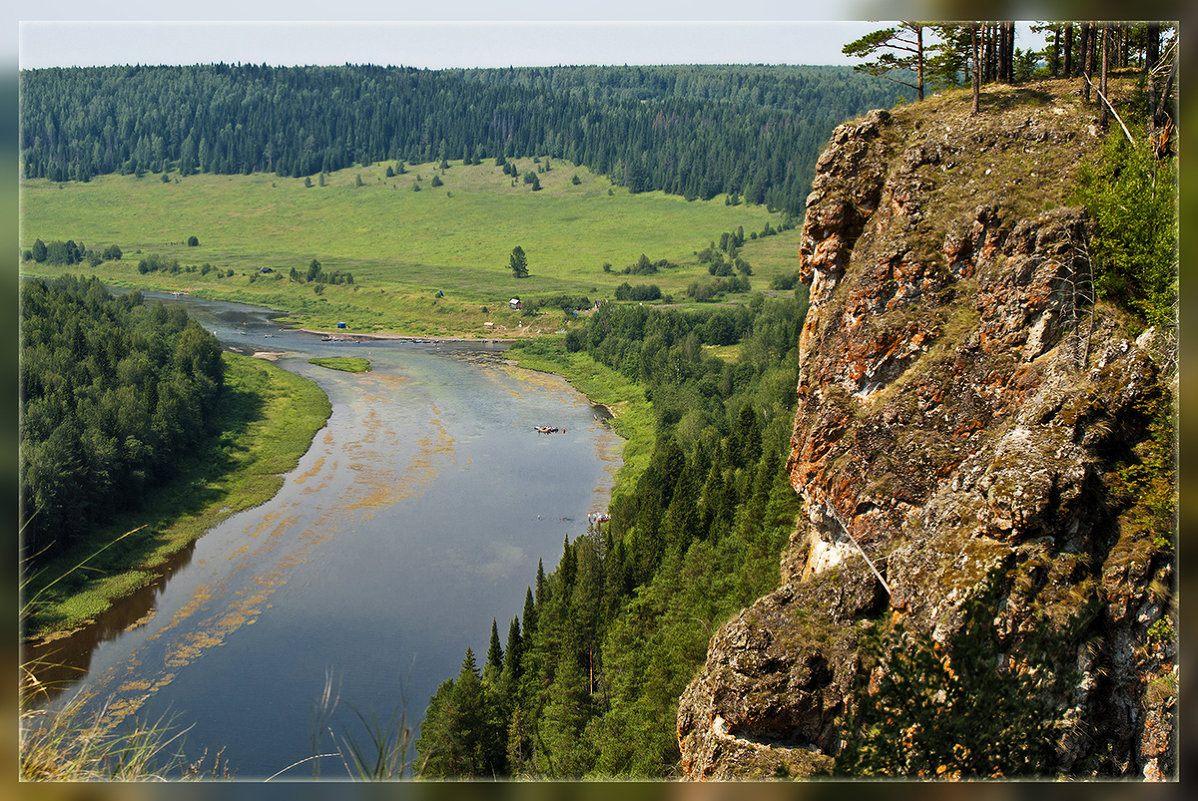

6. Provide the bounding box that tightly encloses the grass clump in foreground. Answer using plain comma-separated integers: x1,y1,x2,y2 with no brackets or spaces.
21,352,331,640
309,356,371,373
19,685,220,780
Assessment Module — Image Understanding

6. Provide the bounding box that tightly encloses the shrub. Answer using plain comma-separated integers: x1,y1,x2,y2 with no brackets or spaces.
1075,133,1177,329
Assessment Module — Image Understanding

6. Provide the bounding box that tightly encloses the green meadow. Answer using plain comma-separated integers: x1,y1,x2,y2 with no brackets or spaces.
20,158,802,337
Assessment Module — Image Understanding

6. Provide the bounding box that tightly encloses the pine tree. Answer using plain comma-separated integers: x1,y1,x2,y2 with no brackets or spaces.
536,651,594,777
509,245,529,279
535,558,547,605
486,618,505,674
522,586,537,638
558,536,576,596
504,617,523,683
842,23,929,101
450,648,488,775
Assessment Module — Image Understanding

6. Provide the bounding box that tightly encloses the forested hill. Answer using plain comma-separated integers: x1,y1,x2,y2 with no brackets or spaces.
19,64,905,215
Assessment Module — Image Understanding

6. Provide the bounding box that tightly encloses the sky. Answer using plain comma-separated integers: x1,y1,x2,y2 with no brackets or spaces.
12,1,1056,71
18,20,891,70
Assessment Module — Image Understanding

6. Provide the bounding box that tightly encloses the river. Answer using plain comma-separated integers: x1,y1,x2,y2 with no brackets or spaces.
26,293,623,779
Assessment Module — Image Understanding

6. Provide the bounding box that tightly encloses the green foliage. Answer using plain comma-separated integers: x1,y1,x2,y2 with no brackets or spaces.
687,274,751,302
39,239,87,265
416,648,506,777
836,594,1073,779
20,276,224,559
1147,617,1174,642
299,258,355,286
614,283,661,302
307,356,371,373
842,23,928,100
1075,133,1177,330
509,245,529,279
1109,389,1176,552
519,293,592,315
770,269,801,290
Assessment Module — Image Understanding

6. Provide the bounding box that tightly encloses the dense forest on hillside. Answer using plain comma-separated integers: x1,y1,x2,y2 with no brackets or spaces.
19,64,904,215
416,291,809,777
19,276,225,560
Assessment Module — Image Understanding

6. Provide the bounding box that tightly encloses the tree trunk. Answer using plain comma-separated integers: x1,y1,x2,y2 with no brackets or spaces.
1146,23,1160,132
997,23,1008,81
1006,22,1015,80
986,23,997,83
916,25,925,101
1154,52,1176,130
1064,23,1074,77
1081,23,1093,101
1053,27,1062,77
972,25,981,114
1099,26,1110,127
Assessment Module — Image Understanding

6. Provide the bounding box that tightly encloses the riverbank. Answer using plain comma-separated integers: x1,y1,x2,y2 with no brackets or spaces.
506,338,654,498
296,327,517,344
22,352,332,642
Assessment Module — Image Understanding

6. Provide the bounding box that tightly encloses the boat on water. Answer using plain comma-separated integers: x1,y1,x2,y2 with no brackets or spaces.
534,426,562,434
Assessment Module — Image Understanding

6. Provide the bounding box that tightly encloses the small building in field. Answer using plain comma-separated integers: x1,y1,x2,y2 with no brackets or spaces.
336,321,347,329
509,298,522,310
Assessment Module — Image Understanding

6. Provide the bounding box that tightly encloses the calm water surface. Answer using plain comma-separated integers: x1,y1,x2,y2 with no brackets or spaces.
31,294,621,778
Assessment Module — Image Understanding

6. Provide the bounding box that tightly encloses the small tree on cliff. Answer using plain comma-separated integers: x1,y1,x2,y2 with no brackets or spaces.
843,22,930,101
836,587,1073,778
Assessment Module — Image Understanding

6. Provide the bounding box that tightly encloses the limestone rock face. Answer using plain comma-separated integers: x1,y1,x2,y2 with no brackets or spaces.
677,89,1175,780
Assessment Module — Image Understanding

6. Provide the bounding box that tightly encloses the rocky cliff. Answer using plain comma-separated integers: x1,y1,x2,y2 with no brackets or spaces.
677,83,1176,780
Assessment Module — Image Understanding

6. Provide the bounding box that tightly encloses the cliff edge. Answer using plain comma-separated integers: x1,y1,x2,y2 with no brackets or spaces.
677,82,1176,780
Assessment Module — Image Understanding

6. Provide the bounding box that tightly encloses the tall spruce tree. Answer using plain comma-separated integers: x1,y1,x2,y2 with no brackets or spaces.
486,618,505,673
509,245,529,279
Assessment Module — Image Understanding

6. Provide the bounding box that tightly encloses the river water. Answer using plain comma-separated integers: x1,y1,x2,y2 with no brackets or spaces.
27,293,622,779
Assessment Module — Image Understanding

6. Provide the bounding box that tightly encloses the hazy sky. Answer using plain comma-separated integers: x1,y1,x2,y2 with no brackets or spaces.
14,2,1051,71
18,20,891,70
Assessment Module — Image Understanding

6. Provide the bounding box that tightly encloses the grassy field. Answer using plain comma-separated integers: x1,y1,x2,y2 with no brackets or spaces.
20,158,803,337
308,356,371,373
22,352,332,640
